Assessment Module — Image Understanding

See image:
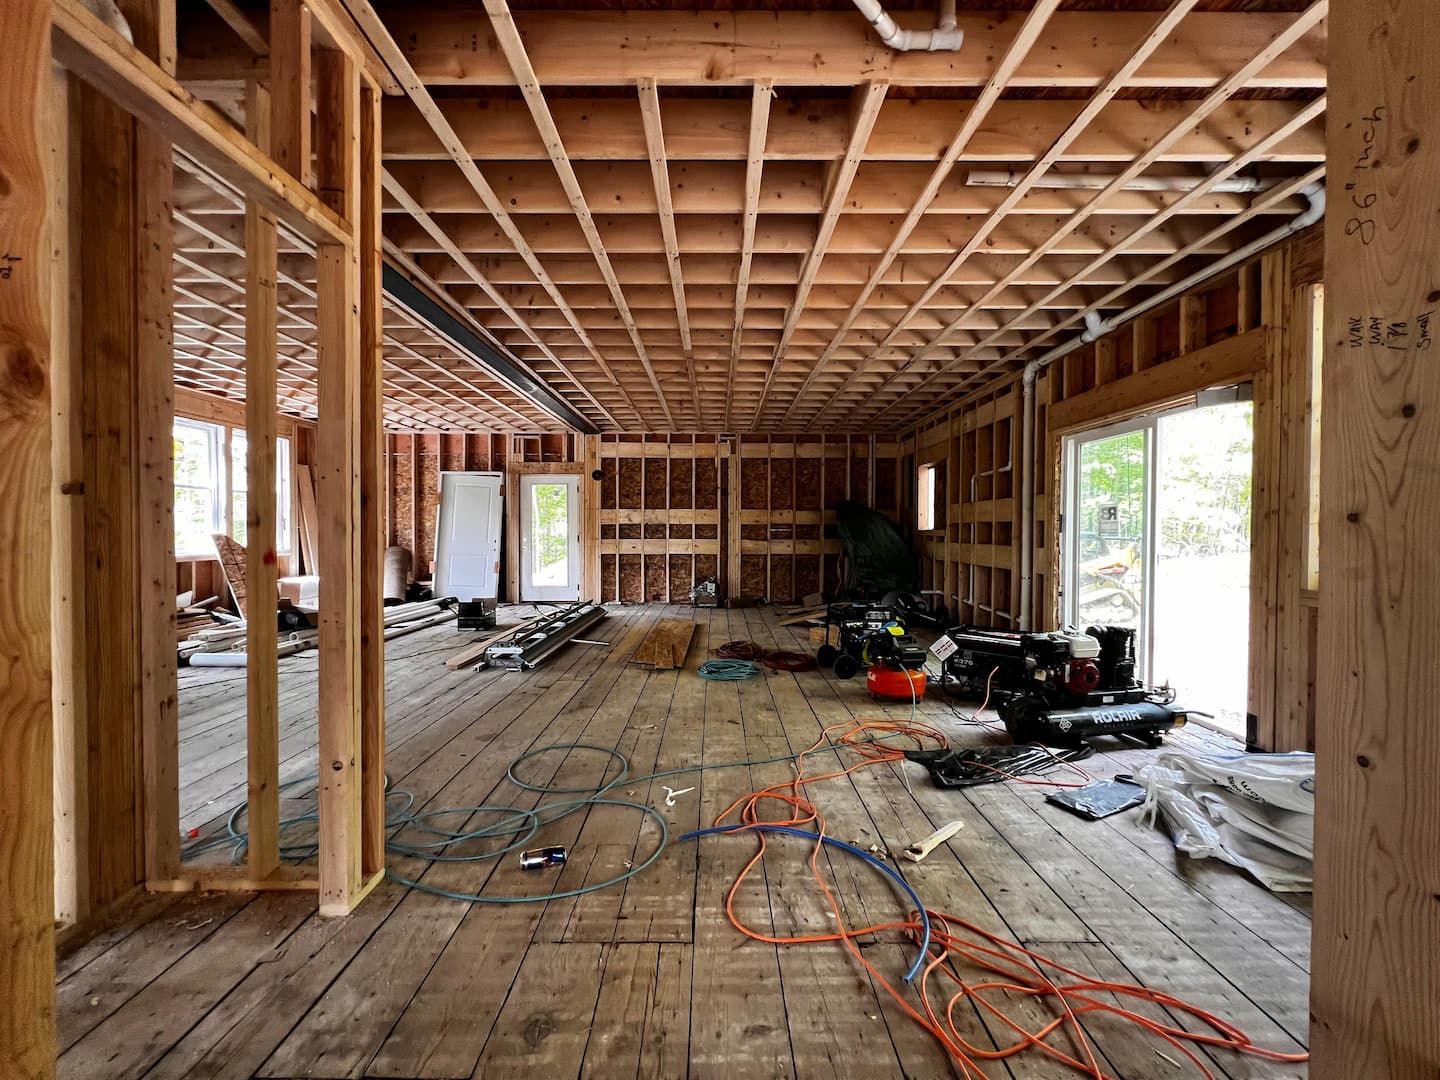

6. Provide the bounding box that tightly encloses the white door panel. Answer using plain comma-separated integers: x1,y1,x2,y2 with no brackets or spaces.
434,471,503,603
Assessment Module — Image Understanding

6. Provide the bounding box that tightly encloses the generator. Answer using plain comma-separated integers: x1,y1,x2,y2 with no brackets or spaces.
934,624,1186,746
816,602,928,682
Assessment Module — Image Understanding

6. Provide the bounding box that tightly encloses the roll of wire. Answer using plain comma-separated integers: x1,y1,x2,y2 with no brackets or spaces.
760,650,817,672
712,640,765,661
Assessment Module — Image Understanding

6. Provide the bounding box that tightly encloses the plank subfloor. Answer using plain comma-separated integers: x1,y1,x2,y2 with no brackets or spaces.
57,605,1311,1080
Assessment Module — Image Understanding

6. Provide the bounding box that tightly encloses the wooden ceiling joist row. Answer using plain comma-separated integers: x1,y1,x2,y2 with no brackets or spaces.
173,0,1329,433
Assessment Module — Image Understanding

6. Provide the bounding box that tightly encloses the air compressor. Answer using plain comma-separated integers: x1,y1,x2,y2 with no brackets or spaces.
934,623,1186,746
816,602,928,701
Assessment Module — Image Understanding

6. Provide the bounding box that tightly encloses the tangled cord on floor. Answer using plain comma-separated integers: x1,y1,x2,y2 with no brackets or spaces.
182,701,1305,1077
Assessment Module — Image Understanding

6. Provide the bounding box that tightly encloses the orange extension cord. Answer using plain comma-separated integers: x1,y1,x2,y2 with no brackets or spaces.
699,717,1309,1079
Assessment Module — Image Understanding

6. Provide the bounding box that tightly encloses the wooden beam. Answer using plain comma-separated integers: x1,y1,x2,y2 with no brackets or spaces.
339,0,647,428
129,0,182,887
49,66,89,930
51,0,349,243
269,0,312,188
313,46,365,916
0,2,55,1071
482,0,674,428
244,79,282,881
783,0,1063,425
1313,1,1440,1072
1047,328,1266,434
358,78,387,881
850,2,1327,423
296,9,1328,89
727,79,771,431
205,0,268,56
637,77,698,421
757,79,888,423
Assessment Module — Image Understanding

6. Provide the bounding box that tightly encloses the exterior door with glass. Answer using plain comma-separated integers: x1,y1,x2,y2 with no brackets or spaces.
520,474,582,601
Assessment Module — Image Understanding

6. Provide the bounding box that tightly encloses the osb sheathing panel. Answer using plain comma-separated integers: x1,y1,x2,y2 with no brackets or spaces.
644,522,667,539
823,455,849,507
695,458,718,509
741,555,767,600
441,434,465,473
602,553,617,599
741,459,768,510
769,558,794,606
795,558,821,600
669,457,694,510
644,554,667,602
643,458,667,509
667,554,692,600
695,554,718,585
601,456,618,510
770,459,794,510
619,554,643,602
417,436,440,575
618,458,643,509
795,458,821,510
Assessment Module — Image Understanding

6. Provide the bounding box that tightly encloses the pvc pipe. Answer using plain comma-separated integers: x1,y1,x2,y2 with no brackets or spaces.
1015,182,1325,630
965,170,1265,194
850,0,964,51
383,610,458,641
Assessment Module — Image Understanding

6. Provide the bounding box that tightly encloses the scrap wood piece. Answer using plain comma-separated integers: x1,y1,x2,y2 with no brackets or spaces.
210,532,248,618
778,607,827,627
630,619,698,670
443,612,548,671
294,462,319,573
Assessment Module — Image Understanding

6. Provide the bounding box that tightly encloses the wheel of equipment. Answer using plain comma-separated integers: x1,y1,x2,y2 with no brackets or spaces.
832,653,861,680
816,644,839,668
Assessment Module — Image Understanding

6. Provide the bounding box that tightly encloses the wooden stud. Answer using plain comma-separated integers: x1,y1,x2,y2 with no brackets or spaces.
244,78,282,880
1179,292,1208,353
268,0,311,188
1313,2,1440,1071
52,0,348,244
359,76,387,880
0,2,56,1070
313,46,367,916
49,65,90,929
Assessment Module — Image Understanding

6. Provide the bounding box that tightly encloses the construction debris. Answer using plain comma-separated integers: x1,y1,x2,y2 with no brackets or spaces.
629,619,698,669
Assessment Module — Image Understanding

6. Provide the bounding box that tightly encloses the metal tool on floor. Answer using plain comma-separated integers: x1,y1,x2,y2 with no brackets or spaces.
484,601,607,670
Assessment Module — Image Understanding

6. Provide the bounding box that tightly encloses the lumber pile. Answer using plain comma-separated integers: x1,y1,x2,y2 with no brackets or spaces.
629,619,698,670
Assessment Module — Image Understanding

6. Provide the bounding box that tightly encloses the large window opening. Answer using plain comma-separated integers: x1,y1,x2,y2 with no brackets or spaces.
1062,397,1254,735
173,417,292,559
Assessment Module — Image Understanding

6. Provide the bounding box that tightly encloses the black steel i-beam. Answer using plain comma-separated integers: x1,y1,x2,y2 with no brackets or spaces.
382,264,599,435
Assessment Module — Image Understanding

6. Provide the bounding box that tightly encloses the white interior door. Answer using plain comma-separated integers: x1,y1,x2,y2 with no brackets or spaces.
520,474,581,601
433,471,503,602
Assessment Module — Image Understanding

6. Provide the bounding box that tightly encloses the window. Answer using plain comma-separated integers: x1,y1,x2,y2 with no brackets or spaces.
917,463,938,532
173,418,293,559
174,419,225,558
229,429,292,553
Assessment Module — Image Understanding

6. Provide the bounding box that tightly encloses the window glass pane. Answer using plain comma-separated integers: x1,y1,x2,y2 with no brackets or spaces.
228,430,294,553
530,483,569,585
174,419,223,556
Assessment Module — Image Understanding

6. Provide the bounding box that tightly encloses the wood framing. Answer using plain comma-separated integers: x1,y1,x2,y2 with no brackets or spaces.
243,79,282,880
1312,3,1440,1072
313,45,373,916
359,76,388,880
1,2,55,1071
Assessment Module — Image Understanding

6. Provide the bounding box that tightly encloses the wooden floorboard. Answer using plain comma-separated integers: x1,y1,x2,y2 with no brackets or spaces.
57,604,1311,1080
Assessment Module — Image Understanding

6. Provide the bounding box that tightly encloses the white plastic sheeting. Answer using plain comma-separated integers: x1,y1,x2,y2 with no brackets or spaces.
1132,750,1315,892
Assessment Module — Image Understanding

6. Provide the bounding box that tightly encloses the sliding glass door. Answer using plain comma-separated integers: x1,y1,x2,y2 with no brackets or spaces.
1062,400,1254,734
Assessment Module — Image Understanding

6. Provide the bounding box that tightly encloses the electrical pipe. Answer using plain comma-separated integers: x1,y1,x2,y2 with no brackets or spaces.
1015,182,1325,630
850,0,964,51
965,170,1265,194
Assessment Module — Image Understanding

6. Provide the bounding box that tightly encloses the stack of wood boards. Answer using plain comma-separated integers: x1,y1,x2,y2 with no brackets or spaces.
629,619,697,670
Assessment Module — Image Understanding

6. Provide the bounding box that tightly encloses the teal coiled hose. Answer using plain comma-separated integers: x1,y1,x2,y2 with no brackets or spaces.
697,658,762,680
